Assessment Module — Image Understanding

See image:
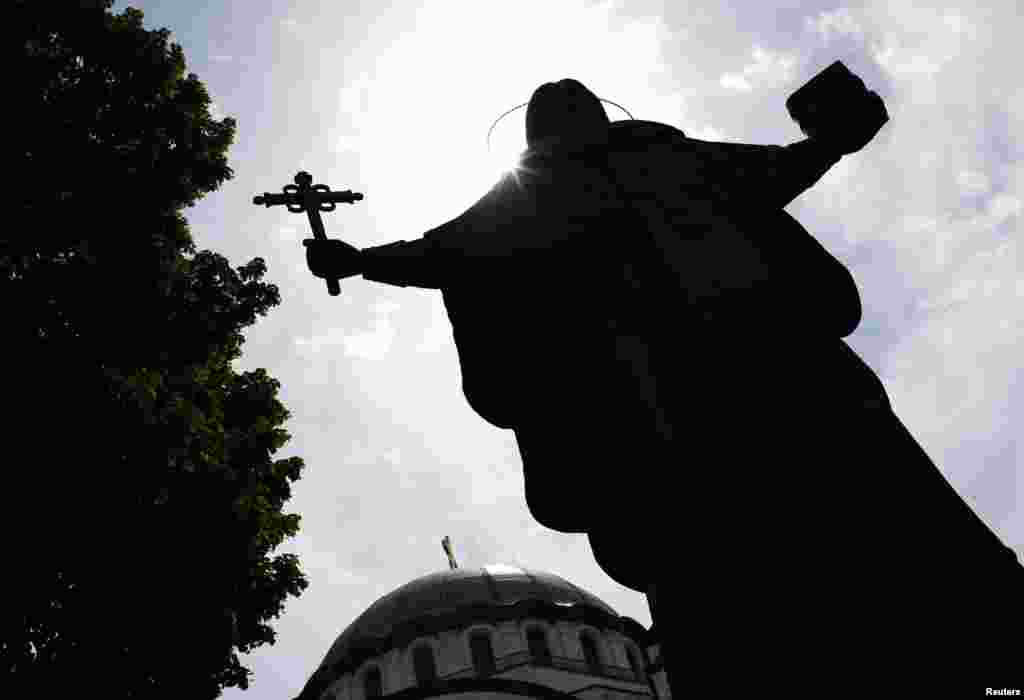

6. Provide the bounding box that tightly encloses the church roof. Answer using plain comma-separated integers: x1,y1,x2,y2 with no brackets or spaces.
319,564,616,670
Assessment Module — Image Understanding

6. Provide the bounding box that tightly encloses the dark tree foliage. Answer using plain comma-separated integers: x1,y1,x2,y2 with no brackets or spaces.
5,2,308,697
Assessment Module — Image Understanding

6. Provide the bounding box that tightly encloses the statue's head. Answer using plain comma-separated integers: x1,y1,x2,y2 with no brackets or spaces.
525,78,610,154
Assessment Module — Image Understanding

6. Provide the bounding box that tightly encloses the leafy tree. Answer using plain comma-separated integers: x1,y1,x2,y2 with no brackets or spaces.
5,2,308,697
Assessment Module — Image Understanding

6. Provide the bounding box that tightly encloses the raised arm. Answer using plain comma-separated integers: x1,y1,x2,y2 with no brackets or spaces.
776,138,845,207
605,120,844,209
678,135,843,210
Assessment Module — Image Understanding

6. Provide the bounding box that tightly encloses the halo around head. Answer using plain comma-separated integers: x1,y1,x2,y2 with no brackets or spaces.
486,98,635,155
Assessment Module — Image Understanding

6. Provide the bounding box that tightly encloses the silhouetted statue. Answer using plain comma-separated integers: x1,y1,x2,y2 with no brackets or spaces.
305,69,1022,692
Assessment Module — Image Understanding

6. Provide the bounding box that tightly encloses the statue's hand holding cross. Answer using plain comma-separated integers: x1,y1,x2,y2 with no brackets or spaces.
253,170,364,295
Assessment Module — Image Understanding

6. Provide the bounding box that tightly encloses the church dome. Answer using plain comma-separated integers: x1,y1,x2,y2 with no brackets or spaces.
295,563,660,700
318,564,617,673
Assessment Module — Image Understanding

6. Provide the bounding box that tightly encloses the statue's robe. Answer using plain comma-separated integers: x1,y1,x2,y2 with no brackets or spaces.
362,119,1022,683
390,120,876,533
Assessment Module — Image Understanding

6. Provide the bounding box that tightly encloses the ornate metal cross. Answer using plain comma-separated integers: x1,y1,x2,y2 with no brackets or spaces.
253,171,364,296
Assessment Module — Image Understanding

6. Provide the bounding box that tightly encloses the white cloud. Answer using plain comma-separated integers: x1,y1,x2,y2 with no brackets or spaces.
340,318,395,360
332,299,401,360
276,225,299,242
804,7,866,43
1007,87,1024,134
988,193,1022,221
295,537,374,589
332,136,359,154
941,9,980,40
293,300,402,362
955,170,990,197
337,72,375,119
414,301,453,354
884,189,1019,280
341,439,383,467
884,231,1021,449
686,124,729,142
294,326,349,355
869,7,985,83
209,100,226,121
719,73,752,92
719,46,798,93
874,46,944,81
923,238,1019,310
371,299,400,316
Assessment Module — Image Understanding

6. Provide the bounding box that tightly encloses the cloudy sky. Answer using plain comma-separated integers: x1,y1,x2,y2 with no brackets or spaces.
109,0,1020,697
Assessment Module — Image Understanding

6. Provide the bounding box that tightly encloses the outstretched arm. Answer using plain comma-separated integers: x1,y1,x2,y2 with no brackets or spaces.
360,237,445,289
776,137,845,208
358,172,534,290
304,236,447,290
687,136,844,210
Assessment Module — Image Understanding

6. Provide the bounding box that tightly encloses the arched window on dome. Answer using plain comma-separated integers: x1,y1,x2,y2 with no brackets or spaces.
579,630,602,675
470,630,496,677
363,666,382,698
526,625,551,665
412,643,437,685
627,644,645,681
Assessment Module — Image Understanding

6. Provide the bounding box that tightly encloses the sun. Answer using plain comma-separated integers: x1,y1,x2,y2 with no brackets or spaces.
489,152,523,181
485,138,526,178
